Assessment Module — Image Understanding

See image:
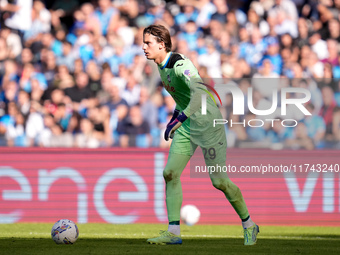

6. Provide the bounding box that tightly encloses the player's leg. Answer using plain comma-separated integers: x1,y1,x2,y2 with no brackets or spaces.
147,131,197,245
207,162,259,245
203,135,259,245
164,152,190,231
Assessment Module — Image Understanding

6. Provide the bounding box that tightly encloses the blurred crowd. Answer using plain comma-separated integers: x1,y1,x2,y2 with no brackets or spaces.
0,0,340,149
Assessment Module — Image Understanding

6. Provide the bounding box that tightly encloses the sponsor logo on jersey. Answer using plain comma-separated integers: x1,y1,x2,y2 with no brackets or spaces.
184,70,191,76
167,74,171,83
162,81,176,93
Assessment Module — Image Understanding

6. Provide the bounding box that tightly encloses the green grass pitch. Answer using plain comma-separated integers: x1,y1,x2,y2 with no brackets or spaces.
0,223,339,255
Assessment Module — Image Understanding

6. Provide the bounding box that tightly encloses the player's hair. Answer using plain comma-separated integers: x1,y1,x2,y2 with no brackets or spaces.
143,24,172,52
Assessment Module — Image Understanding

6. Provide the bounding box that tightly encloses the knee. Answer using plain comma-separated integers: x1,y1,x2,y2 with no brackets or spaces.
212,179,237,194
163,168,176,182
212,179,227,191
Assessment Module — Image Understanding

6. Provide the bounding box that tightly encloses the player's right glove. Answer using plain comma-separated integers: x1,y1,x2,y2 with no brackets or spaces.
164,112,187,141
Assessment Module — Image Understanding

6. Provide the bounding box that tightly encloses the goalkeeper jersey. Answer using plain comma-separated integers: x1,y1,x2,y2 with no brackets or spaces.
158,52,224,147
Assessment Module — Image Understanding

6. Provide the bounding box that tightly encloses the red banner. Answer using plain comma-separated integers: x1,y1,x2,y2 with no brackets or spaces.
0,148,339,226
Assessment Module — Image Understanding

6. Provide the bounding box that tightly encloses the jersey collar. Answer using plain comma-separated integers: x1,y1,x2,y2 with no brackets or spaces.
159,52,172,70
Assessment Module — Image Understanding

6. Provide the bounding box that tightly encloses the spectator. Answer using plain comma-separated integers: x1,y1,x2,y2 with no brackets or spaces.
56,40,78,72
269,0,299,23
103,84,128,142
309,32,328,60
319,86,337,138
328,18,340,43
116,16,135,47
209,19,224,41
1,60,19,87
178,20,201,51
42,51,58,86
211,0,228,24
53,65,74,90
121,73,141,106
19,63,47,93
160,9,180,37
17,90,30,116
266,118,295,145
139,86,158,132
0,80,18,105
2,0,32,33
239,27,267,68
322,39,339,66
25,101,44,146
92,41,107,66
259,37,282,75
20,48,34,66
41,32,63,57
49,123,73,147
0,26,22,59
81,3,101,38
5,110,26,146
0,38,9,63
0,101,18,133
198,38,222,77
86,60,102,96
72,58,84,77
117,105,150,147
296,18,310,48
175,4,198,28
217,30,231,56
108,38,133,75
53,103,71,131
38,113,55,147
23,3,49,47
245,112,266,142
143,1,164,26
245,7,269,36
50,0,79,29
287,122,314,150
75,118,100,148
333,107,340,142
307,51,324,79
95,0,120,36
273,8,298,38
195,0,217,28
87,105,112,146
33,0,51,32
302,103,326,148
64,72,94,111
115,0,140,28
66,111,82,135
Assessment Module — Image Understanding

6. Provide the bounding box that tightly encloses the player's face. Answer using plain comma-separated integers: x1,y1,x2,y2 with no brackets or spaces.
142,33,165,62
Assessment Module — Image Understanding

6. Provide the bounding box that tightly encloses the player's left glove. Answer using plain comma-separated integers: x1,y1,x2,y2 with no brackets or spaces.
164,112,188,141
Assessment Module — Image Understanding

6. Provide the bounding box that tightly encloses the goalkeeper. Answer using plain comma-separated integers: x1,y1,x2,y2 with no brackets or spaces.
143,24,259,246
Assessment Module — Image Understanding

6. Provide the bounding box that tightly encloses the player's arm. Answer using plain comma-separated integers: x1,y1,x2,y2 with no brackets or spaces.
164,60,206,140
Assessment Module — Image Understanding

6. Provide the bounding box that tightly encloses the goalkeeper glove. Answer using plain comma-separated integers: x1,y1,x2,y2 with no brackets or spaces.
164,112,188,141
167,109,180,127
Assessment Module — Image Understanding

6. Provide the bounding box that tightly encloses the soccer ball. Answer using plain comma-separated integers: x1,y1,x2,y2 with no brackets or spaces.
51,219,79,244
180,204,201,226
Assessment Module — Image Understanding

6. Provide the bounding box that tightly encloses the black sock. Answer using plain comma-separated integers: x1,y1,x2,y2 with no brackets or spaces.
241,215,250,222
169,221,180,225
